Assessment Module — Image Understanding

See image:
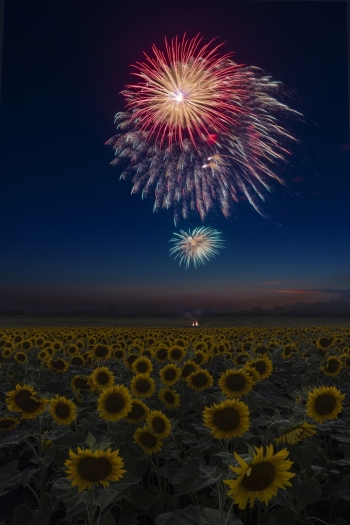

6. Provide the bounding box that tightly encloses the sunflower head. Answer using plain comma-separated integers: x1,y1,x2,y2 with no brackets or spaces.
306,385,345,423
146,410,172,438
0,417,20,431
224,444,295,509
160,364,182,386
168,345,186,362
14,352,28,364
203,398,250,439
320,356,343,376
187,369,213,392
90,367,115,390
6,384,48,419
125,399,150,423
49,395,77,425
130,374,156,398
133,426,163,455
132,356,153,375
65,446,126,492
97,384,132,422
158,388,181,410
219,369,254,398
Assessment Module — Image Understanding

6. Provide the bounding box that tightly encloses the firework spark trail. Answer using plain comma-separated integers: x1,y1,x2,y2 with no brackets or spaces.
106,34,301,222
169,227,225,269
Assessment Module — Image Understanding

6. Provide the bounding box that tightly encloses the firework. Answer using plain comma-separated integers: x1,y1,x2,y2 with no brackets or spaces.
169,226,224,269
106,34,300,222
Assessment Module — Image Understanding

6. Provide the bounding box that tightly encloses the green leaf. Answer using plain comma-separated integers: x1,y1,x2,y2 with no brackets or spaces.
288,477,322,510
99,511,116,525
86,431,96,449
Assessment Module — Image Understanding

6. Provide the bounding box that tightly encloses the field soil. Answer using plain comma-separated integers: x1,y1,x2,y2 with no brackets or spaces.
1,316,350,328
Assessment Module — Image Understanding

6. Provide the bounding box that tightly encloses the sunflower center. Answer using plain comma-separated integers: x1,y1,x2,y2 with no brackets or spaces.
171,349,182,360
17,354,26,361
241,462,276,491
71,357,83,366
136,362,149,373
95,346,109,357
140,431,157,448
236,355,247,364
226,374,246,391
127,403,145,419
212,407,240,431
15,391,41,412
152,417,166,433
77,456,112,482
157,349,168,360
55,402,70,419
104,393,125,413
194,354,204,364
319,337,333,348
164,391,175,403
314,393,337,415
74,378,90,389
191,372,208,387
182,364,195,377
251,361,266,375
326,359,339,373
52,359,65,369
164,369,177,381
97,372,110,385
135,379,151,393
115,350,124,358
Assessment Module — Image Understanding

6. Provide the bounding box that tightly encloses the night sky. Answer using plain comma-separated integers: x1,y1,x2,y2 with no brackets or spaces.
0,1,349,312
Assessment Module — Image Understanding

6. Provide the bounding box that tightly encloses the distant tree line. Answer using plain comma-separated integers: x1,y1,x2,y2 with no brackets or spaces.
1,301,350,317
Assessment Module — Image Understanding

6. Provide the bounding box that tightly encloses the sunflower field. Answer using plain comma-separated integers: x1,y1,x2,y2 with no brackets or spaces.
0,325,350,525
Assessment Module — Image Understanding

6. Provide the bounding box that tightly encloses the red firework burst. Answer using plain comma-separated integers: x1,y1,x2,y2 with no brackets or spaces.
121,34,245,148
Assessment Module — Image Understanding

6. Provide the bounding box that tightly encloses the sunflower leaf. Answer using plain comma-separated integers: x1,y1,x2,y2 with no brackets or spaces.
86,431,97,449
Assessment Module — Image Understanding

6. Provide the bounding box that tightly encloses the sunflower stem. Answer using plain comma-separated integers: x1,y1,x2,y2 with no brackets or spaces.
150,458,162,492
224,499,234,525
36,416,45,508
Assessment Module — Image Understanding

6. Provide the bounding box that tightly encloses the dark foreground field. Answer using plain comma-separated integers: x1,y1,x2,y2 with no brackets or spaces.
1,315,350,328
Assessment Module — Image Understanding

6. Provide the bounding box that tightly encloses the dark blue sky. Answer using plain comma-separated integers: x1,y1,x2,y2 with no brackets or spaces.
0,1,349,311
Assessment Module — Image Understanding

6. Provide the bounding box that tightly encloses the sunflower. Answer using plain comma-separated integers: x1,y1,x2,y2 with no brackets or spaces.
130,374,156,398
91,344,112,361
20,340,33,351
47,357,69,373
224,445,295,509
6,384,48,419
97,384,132,422
246,356,273,380
203,398,250,439
125,399,150,423
306,385,345,423
159,364,182,386
154,346,169,362
49,396,77,425
0,417,20,431
132,356,153,375
275,421,316,445
218,369,254,398
37,349,50,361
168,345,186,362
71,375,92,392
158,388,181,410
316,335,335,350
90,367,115,390
146,410,172,438
180,360,199,379
65,446,126,492
187,369,213,392
320,356,343,376
234,352,250,366
192,350,208,366
70,354,85,367
133,426,163,455
113,348,125,360
124,354,139,370
14,352,28,364
2,348,13,358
